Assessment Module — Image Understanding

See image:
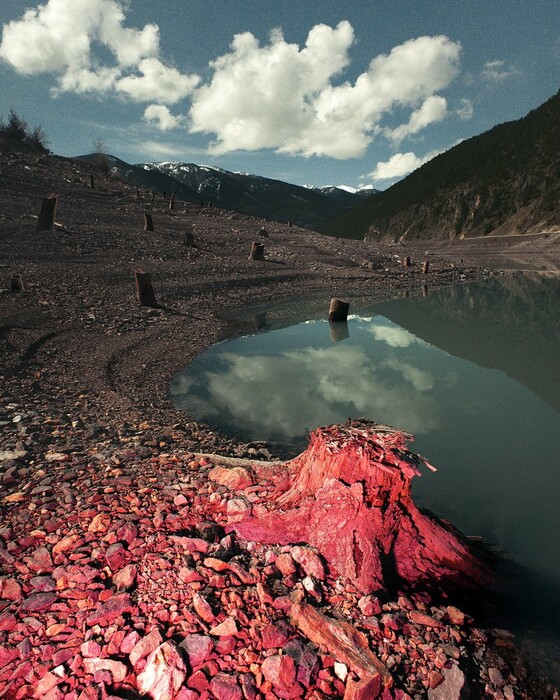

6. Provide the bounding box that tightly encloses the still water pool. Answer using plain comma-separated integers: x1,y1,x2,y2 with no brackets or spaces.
171,273,560,680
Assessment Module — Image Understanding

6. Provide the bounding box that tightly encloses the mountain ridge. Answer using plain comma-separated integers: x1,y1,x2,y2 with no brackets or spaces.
319,90,560,242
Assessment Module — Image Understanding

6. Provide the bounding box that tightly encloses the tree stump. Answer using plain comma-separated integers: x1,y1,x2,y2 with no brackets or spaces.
248,242,265,260
144,213,154,232
36,196,58,232
169,194,175,211
328,298,349,322
422,260,430,274
10,274,25,292
230,424,491,594
89,175,95,189
134,270,158,308
403,256,411,268
184,228,195,247
329,321,349,343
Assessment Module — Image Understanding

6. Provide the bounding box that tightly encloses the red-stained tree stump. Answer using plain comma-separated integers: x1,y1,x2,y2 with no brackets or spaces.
231,424,491,594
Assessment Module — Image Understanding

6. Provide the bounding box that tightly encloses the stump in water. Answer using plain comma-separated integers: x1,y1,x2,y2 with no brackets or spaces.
230,424,491,594
36,196,58,232
328,298,349,322
248,242,265,260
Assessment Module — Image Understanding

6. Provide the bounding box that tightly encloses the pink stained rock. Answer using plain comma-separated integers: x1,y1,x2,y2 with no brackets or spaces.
0,578,22,600
83,657,128,683
275,553,297,577
105,543,127,571
261,654,297,691
343,674,383,700
129,628,163,668
86,592,134,626
208,466,254,490
226,498,252,524
180,634,213,667
0,612,17,632
113,564,137,590
261,621,292,650
81,640,102,658
25,546,54,573
357,596,382,617
52,534,82,557
137,641,187,700
209,673,243,700
209,617,238,637
290,546,326,580
192,594,215,623
0,644,18,669
20,591,57,613
408,611,444,629
446,606,466,626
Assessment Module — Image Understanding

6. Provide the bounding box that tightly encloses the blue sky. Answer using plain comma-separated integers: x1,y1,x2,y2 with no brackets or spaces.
1,1,558,189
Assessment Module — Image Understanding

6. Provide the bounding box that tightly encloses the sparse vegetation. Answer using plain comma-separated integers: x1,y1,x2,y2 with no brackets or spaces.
0,109,50,154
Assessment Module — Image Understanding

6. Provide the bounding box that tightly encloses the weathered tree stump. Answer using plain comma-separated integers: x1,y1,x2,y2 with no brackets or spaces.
184,228,195,246
144,213,154,232
230,424,491,594
36,196,58,232
422,260,430,274
403,256,411,268
10,274,25,292
328,298,349,322
134,270,158,308
248,242,265,260
169,194,175,211
89,175,95,189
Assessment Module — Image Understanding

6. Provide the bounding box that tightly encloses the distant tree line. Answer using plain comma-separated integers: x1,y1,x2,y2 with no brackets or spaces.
0,109,50,154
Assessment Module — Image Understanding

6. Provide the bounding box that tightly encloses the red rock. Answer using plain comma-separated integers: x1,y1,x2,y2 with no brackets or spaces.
137,641,187,700
358,596,382,617
81,640,102,658
120,630,140,655
129,628,163,668
83,658,128,683
409,611,443,628
261,621,292,650
113,564,137,590
52,534,81,557
210,673,243,700
26,546,53,573
275,554,296,578
0,612,17,632
291,546,326,580
210,618,238,637
105,543,127,571
20,592,57,613
209,466,253,490
35,671,61,696
262,654,296,690
88,513,111,533
178,567,204,584
187,669,210,692
86,593,134,625
446,606,466,626
226,498,251,523
0,578,22,600
0,645,18,669
169,536,209,553
427,663,469,699
180,634,213,666
343,674,382,700
193,594,216,623
30,575,56,592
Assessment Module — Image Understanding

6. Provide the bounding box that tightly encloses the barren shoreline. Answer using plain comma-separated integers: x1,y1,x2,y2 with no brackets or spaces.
1,153,558,698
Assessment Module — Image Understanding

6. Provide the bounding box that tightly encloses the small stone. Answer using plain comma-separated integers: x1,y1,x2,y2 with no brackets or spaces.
275,553,297,576
130,628,164,668
83,658,128,683
193,593,216,623
86,593,134,625
427,664,470,700
343,674,382,699
210,617,238,636
262,654,297,690
446,606,466,626
180,634,213,666
358,595,382,617
290,546,326,580
210,673,243,700
20,591,57,613
261,621,292,650
113,564,137,590
409,610,444,628
208,466,253,489
137,641,187,700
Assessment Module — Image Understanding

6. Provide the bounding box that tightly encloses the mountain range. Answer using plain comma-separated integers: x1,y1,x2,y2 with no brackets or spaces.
78,154,375,229
320,90,560,242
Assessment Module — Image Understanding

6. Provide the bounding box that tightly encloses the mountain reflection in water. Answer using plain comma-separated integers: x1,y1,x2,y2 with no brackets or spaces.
171,273,560,680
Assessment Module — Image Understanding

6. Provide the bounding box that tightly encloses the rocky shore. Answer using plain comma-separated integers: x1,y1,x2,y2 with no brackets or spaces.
1,153,557,698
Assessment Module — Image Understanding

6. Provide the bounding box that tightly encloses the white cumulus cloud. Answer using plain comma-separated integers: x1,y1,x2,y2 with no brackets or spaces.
190,29,462,158
481,59,519,82
369,149,443,181
143,105,186,131
386,95,448,144
0,0,199,103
